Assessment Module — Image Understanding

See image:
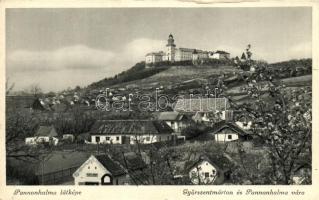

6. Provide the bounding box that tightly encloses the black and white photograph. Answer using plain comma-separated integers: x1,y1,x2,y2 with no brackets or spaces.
2,3,315,193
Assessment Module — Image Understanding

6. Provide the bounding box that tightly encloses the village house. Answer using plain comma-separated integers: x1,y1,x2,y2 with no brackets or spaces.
174,97,233,123
186,154,232,185
234,114,254,130
145,34,230,65
62,134,75,142
35,151,90,185
25,125,59,146
157,112,189,134
89,120,174,144
73,153,147,185
235,121,253,130
73,154,127,185
208,121,252,143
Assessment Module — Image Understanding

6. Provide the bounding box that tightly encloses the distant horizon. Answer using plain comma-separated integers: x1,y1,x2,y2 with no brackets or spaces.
6,8,312,92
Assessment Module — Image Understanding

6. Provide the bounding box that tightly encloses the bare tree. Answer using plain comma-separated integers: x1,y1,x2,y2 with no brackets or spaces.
29,84,42,97
6,77,15,95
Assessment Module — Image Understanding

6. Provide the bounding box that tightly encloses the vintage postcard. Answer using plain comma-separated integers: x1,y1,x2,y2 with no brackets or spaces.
0,0,318,200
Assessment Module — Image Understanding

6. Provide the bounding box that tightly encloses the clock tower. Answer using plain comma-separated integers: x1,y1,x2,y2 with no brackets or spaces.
166,34,176,62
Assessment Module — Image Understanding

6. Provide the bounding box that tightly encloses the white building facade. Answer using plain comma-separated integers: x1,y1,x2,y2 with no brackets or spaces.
189,160,218,185
145,34,230,65
89,120,174,145
91,134,173,145
73,155,128,185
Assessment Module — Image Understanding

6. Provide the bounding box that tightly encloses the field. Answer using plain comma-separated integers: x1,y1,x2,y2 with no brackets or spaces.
111,65,240,89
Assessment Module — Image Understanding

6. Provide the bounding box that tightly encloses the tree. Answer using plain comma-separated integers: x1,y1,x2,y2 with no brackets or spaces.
29,84,42,97
6,78,15,95
181,124,206,139
224,45,311,184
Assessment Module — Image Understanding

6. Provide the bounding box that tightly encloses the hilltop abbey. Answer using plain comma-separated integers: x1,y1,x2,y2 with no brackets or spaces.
145,34,230,65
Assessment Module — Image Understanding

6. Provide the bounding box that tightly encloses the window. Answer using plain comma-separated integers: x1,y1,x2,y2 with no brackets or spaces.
86,173,98,177
205,172,210,178
227,135,232,140
105,137,110,140
212,170,216,175
95,136,100,143
116,136,120,141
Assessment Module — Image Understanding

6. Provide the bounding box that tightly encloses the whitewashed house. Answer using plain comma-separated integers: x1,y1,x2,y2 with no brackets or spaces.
157,112,189,133
62,134,75,142
89,120,174,144
25,125,59,146
73,153,147,185
235,114,254,130
208,121,252,143
187,155,231,185
235,121,252,130
174,97,233,123
73,155,128,185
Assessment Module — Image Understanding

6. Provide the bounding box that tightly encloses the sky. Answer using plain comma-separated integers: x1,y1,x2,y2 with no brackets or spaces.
6,7,312,92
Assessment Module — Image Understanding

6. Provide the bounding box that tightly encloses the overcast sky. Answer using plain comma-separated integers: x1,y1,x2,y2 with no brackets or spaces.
6,7,312,92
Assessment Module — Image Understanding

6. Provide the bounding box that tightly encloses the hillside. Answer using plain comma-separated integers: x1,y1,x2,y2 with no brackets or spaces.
83,58,312,103
110,65,240,89
88,59,235,90
89,62,170,89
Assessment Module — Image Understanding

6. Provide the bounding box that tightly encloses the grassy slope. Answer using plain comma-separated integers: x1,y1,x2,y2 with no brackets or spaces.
111,65,240,88
86,59,311,100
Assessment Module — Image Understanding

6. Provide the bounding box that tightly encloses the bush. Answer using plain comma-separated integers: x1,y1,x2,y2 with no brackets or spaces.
181,124,207,139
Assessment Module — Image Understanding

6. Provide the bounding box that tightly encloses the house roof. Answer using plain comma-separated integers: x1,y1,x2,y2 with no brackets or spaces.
208,121,249,136
157,112,186,121
34,126,58,137
174,98,229,113
121,152,147,171
215,50,230,54
90,120,174,135
35,151,90,175
185,154,232,172
95,154,126,176
184,154,233,184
